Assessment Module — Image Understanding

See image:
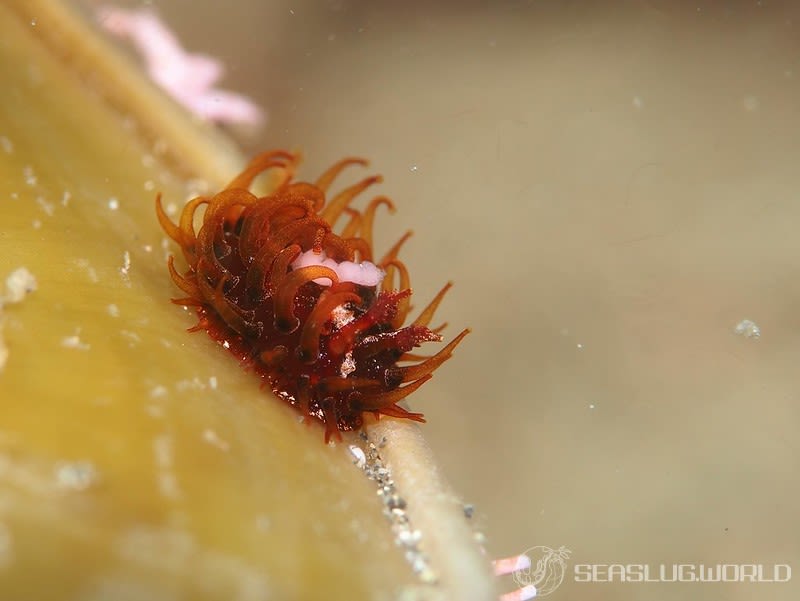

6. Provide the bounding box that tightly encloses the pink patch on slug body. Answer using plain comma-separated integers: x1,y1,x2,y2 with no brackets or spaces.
291,249,385,287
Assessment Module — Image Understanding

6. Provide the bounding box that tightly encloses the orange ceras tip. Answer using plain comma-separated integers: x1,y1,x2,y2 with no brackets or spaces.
156,150,469,443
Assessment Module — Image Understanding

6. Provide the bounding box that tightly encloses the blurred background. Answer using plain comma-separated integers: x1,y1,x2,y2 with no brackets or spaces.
83,1,800,599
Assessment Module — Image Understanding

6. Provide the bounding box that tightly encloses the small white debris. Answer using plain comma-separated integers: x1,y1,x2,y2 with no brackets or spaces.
61,191,71,206
153,434,173,468
143,180,155,192
31,220,41,229
149,385,168,398
54,461,99,491
22,165,37,186
202,429,230,452
175,377,206,392
355,432,437,585
348,445,366,469
107,304,120,317
208,376,218,390
396,529,422,546
734,319,761,339
73,258,98,283
61,329,90,351
36,196,54,216
108,197,119,210
0,136,13,154
119,251,131,283
153,434,181,500
120,330,141,347
0,268,37,372
3,267,37,304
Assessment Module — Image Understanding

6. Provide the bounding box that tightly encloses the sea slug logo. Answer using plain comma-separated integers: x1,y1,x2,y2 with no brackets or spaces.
572,563,792,583
512,546,572,597
505,545,791,598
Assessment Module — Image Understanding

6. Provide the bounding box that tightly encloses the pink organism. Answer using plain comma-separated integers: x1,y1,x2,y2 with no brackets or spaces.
97,6,264,126
494,553,537,601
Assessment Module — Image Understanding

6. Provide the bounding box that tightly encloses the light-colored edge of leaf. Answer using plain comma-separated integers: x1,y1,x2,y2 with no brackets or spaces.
7,0,243,187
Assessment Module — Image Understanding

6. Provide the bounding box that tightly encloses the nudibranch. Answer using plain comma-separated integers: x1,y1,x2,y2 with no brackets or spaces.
156,150,468,442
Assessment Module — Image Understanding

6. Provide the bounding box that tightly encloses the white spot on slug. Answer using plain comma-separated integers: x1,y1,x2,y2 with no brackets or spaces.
339,351,356,377
330,304,355,329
